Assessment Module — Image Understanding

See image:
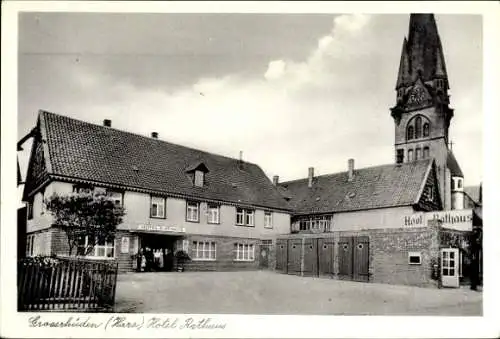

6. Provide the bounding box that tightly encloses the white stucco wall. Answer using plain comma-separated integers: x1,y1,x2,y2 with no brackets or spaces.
332,206,417,231
26,180,291,239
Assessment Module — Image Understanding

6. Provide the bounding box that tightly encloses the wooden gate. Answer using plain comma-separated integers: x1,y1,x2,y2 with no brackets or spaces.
275,239,288,273
318,238,335,276
287,239,302,275
338,236,369,282
303,238,318,277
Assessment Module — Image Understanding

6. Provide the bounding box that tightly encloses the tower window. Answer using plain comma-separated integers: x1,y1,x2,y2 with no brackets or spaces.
451,178,455,190
457,179,463,189
423,123,430,137
407,126,414,140
423,146,430,159
415,117,422,138
436,79,444,90
408,149,414,162
396,149,404,164
415,148,421,160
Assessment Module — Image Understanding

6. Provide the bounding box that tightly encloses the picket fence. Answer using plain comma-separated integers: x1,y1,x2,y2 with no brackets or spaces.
17,256,118,312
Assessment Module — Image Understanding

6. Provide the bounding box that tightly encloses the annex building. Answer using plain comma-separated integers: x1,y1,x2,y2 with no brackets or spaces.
19,14,482,287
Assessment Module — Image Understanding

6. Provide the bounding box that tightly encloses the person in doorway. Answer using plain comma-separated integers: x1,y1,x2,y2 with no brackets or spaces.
158,249,165,270
165,249,174,272
137,248,144,272
145,247,153,272
154,249,161,270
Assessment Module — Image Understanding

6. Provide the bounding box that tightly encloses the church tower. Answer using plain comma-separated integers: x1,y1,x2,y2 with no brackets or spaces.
390,14,463,210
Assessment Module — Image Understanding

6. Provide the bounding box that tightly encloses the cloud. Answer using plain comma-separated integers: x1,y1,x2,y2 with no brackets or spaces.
19,14,482,185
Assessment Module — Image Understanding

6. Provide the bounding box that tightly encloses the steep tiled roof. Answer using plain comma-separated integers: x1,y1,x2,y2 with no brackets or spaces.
36,110,291,211
464,185,481,204
447,150,464,177
278,160,432,215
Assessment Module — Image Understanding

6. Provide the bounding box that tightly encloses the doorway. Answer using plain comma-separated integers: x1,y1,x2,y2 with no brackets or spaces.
138,233,178,272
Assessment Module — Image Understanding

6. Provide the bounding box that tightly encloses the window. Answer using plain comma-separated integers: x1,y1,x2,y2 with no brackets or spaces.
436,79,444,90
73,185,93,194
236,208,254,226
264,211,273,228
407,126,414,140
26,234,34,256
234,243,255,261
424,185,434,202
423,123,430,137
408,149,414,162
451,178,456,190
27,198,34,220
107,191,123,207
297,215,332,232
457,178,463,189
415,116,422,138
408,252,422,265
396,149,404,164
415,148,421,160
186,201,200,222
150,196,165,218
192,241,216,261
423,146,430,159
182,240,189,252
40,190,46,215
194,170,204,187
207,203,220,224
77,236,115,258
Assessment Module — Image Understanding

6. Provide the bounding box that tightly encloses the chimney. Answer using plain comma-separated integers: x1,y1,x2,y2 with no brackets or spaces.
238,151,243,169
308,167,314,188
151,132,158,139
103,119,112,127
348,159,355,181
272,175,279,186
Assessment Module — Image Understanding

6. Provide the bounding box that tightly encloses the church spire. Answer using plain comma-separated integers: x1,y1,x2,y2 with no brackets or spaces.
395,37,410,89
405,14,448,83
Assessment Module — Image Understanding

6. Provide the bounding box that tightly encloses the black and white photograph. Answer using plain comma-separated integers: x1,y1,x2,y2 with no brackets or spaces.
2,1,499,338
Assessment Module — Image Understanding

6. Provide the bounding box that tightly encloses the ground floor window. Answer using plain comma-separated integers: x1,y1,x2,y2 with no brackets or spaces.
234,243,255,261
26,234,34,256
192,241,216,261
77,236,115,258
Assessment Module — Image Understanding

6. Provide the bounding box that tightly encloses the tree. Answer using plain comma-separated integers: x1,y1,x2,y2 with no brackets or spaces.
45,192,125,256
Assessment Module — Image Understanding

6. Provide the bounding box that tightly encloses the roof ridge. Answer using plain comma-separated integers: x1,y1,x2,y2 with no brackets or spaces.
278,159,432,185
40,109,259,166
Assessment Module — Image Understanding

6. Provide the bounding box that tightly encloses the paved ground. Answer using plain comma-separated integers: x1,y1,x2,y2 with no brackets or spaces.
114,271,482,316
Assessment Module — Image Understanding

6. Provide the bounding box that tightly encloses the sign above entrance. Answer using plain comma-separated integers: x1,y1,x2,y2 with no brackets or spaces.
404,209,473,231
135,224,186,233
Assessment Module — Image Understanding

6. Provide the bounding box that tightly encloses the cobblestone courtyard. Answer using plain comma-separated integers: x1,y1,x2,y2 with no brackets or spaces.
114,271,482,316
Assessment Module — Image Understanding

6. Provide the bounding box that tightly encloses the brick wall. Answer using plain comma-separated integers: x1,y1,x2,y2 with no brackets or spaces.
277,226,440,287
180,235,260,272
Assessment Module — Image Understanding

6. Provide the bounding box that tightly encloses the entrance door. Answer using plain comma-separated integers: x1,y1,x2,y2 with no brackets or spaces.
441,248,459,288
259,240,272,269
441,248,459,287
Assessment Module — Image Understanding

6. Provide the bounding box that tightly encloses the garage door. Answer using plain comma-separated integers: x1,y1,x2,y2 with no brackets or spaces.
338,236,370,282
275,239,288,273
318,238,335,276
303,238,318,277
287,239,302,275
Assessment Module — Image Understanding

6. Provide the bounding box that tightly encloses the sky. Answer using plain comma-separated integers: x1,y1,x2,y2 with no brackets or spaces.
17,12,483,186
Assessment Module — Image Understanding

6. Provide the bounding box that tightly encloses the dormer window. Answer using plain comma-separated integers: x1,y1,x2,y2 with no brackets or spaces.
436,79,445,90
186,162,209,188
194,170,204,187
